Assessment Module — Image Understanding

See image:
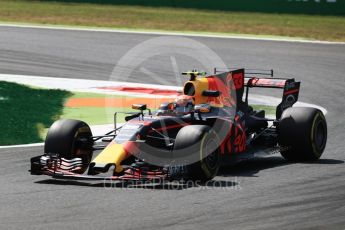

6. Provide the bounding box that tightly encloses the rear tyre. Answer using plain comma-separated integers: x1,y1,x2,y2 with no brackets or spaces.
278,107,327,162
44,119,94,173
172,125,220,183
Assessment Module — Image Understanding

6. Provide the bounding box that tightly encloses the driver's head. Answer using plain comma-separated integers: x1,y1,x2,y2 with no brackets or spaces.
175,95,193,107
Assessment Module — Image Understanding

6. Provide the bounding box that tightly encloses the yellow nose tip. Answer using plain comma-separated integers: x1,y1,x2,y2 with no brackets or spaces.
92,142,128,173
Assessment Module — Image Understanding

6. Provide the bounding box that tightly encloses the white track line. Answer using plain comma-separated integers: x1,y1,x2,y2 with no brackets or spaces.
0,23,344,45
0,143,44,149
0,74,327,148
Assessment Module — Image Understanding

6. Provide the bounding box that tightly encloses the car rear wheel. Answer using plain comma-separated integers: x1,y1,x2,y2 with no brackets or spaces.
172,125,220,182
278,107,327,161
44,119,94,173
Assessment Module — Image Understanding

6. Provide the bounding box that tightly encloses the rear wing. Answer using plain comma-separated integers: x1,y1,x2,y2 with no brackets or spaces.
214,68,301,119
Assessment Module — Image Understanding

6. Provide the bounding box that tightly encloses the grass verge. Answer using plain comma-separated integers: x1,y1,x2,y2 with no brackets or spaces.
0,81,71,145
0,0,344,41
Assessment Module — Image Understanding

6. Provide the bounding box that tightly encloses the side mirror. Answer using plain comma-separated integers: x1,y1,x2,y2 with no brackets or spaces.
132,104,147,111
202,90,221,97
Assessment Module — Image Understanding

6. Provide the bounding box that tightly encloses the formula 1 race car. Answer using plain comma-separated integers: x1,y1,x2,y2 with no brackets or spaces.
30,68,327,183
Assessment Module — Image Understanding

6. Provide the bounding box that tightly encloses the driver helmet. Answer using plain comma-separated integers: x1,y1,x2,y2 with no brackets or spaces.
174,95,193,115
174,95,193,107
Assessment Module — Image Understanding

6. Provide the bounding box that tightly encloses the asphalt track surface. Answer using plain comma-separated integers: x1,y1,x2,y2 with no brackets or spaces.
0,26,345,230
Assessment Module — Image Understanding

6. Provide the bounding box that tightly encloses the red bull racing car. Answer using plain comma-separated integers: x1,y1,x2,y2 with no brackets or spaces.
30,68,327,183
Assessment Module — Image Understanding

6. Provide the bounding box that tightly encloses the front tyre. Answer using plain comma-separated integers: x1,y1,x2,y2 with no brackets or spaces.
172,125,220,182
278,107,327,161
44,119,94,173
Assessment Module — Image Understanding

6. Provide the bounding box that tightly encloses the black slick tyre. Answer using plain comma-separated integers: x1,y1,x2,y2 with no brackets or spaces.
172,125,220,182
44,119,93,172
278,107,327,162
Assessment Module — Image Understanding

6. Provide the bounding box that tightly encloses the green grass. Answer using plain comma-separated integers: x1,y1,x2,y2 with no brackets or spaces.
0,0,344,41
0,81,71,145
